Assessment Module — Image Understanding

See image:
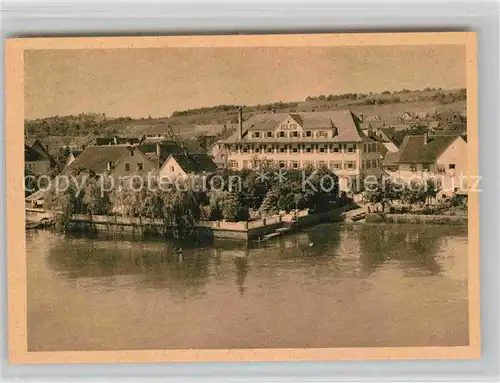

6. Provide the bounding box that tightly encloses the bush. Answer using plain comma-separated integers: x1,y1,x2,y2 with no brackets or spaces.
220,192,249,222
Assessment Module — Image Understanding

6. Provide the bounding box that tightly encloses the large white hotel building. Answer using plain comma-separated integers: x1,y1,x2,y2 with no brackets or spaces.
218,108,384,190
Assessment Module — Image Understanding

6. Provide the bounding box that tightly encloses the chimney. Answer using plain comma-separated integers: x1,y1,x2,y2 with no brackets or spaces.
359,113,364,123
237,106,243,140
156,142,161,157
180,142,188,156
423,132,428,145
113,136,118,145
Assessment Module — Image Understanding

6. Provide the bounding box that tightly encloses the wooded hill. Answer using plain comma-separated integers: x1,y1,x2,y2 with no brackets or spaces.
25,88,466,140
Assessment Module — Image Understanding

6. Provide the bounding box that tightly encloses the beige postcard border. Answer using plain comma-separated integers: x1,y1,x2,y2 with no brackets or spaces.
6,32,480,364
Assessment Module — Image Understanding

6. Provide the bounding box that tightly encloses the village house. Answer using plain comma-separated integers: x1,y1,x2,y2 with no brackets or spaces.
414,111,429,120
400,112,413,122
25,144,51,177
159,153,218,180
65,145,157,184
210,142,229,168
361,126,399,154
86,136,141,146
194,122,238,138
218,108,384,191
24,139,55,176
138,140,206,168
64,149,82,169
388,132,468,198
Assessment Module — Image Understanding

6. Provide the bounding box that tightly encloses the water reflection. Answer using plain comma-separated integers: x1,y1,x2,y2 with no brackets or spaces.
357,224,443,276
27,223,469,350
41,222,467,297
233,256,249,295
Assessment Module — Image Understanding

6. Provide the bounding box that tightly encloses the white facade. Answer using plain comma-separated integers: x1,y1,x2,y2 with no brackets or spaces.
389,136,468,198
159,156,188,179
220,111,384,192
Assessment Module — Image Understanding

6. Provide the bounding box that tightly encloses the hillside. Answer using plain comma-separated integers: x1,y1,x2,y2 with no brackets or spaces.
25,88,467,144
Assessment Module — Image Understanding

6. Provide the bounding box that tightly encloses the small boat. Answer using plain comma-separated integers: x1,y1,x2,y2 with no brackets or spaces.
261,232,282,241
25,221,43,230
351,212,367,222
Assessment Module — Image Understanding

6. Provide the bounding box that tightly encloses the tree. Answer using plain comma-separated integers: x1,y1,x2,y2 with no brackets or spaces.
220,191,249,222
277,193,295,213
45,172,88,232
163,189,201,239
259,188,280,216
423,177,441,205
364,178,403,212
83,176,112,215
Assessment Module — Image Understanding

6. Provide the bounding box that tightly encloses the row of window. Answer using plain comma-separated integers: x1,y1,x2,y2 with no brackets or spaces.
363,143,378,153
409,164,456,173
233,143,358,154
124,162,144,172
229,160,359,171
251,130,329,139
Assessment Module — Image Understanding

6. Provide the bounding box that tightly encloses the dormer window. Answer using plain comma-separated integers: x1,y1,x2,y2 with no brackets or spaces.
266,131,273,138
291,131,299,137
279,131,286,138
305,131,312,137
253,132,261,138
318,130,327,137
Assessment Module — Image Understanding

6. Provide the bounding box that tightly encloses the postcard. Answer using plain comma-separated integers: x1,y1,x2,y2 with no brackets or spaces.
6,32,479,363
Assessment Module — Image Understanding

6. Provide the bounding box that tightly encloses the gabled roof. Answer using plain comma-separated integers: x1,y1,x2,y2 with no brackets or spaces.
379,127,427,147
397,134,461,164
25,144,47,162
414,111,429,120
25,138,39,148
89,137,140,146
65,145,134,174
25,138,53,161
139,140,205,166
382,151,400,167
167,153,218,174
222,110,367,143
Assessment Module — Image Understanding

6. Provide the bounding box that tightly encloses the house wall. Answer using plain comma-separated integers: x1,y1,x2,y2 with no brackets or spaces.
436,137,468,195
158,157,188,179
224,140,382,193
110,149,157,182
211,144,228,168
391,137,467,198
383,141,399,153
25,160,51,176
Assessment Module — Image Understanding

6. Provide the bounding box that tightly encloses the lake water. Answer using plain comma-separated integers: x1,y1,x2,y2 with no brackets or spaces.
27,223,469,351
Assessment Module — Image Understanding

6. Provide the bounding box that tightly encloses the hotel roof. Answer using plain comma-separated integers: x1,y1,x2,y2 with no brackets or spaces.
221,110,371,143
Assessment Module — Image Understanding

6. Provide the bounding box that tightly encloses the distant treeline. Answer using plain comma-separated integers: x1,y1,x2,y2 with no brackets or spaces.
305,88,466,106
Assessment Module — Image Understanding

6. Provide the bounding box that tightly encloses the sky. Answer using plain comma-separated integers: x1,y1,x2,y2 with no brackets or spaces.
24,45,466,119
